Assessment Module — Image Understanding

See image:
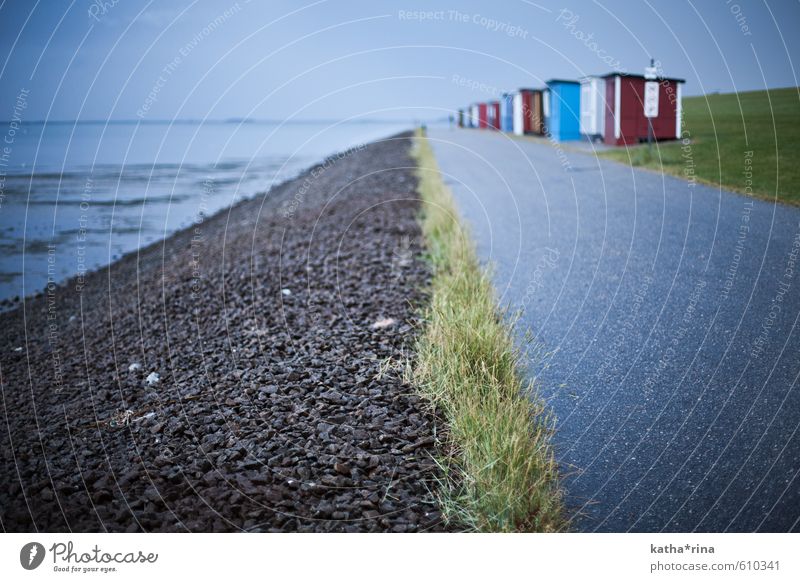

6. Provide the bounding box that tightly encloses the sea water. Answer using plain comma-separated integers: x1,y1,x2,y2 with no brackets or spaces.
0,120,410,301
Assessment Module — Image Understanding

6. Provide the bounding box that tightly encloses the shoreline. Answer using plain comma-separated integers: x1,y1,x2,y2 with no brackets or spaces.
0,143,372,311
0,121,417,306
0,131,448,532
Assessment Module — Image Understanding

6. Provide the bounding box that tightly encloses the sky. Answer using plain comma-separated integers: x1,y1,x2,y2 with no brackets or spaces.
0,0,798,122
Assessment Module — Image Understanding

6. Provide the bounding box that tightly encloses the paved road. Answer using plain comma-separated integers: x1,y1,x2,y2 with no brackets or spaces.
428,128,800,532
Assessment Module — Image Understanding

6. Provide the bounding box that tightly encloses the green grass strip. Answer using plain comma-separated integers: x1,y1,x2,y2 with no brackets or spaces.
598,87,800,205
410,130,565,532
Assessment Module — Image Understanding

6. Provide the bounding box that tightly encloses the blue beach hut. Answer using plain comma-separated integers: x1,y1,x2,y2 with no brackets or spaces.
545,79,581,141
499,93,514,132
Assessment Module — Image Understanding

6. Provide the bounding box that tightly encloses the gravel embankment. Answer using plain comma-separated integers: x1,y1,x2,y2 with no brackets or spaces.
0,131,446,532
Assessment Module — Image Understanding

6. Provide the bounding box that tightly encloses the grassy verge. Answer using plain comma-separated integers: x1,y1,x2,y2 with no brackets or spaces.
410,130,564,532
598,87,800,205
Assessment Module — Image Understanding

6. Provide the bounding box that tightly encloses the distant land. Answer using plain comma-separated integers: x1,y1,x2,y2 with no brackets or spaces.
0,117,437,125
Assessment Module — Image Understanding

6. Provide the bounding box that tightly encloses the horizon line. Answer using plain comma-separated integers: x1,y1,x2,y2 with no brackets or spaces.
0,117,445,126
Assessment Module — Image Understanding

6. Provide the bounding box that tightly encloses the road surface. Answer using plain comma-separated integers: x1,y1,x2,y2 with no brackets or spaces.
428,127,800,532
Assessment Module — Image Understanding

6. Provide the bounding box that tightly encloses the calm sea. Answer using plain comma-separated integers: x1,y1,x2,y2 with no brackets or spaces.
0,120,411,302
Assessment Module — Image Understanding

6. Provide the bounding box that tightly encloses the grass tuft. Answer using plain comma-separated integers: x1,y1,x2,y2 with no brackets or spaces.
410,130,565,532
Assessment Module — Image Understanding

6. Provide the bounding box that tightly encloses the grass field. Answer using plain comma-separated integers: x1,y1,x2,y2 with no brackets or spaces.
598,87,800,205
410,130,564,532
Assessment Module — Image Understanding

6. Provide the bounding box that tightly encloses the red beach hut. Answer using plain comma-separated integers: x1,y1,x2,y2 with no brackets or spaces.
477,103,488,129
487,101,501,130
603,73,685,146
512,89,545,135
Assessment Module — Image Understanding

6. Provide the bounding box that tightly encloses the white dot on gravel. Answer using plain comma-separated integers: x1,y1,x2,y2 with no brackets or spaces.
371,317,396,329
145,372,160,386
128,362,142,372
281,288,292,296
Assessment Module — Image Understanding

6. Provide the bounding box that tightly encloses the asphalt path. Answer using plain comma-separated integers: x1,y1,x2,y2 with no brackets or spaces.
428,127,800,532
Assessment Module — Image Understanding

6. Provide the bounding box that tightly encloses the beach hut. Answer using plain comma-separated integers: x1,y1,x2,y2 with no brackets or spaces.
499,93,514,132
512,93,524,134
580,76,607,141
469,104,479,128
542,88,550,132
487,101,501,130
544,79,581,141
602,73,685,146
477,103,489,129
512,89,545,135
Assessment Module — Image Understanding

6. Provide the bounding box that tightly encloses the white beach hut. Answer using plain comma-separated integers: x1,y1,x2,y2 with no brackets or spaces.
580,76,607,141
512,92,523,135
469,104,479,128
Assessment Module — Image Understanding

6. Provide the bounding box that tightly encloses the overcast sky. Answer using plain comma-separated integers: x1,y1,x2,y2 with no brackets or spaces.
1,0,798,122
